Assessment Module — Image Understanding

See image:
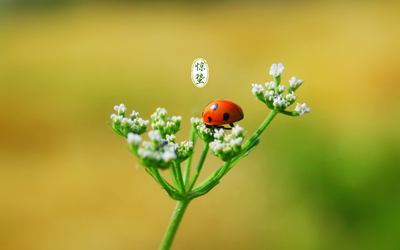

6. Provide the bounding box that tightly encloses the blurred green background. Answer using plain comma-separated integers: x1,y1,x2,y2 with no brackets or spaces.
1,0,400,249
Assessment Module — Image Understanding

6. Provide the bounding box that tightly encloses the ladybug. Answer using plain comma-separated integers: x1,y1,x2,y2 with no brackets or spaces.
202,99,244,129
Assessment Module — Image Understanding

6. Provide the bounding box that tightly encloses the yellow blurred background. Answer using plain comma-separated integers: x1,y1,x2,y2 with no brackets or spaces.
1,1,400,249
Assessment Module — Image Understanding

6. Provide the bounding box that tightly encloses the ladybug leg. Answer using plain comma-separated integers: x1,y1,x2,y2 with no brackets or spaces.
218,124,235,130
206,124,225,130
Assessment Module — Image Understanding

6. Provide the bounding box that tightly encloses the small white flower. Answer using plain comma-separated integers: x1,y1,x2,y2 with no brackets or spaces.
265,81,276,90
229,137,243,147
172,116,182,122
131,125,140,132
156,107,167,116
182,141,193,150
223,134,233,142
252,83,264,95
210,140,224,153
295,103,311,115
190,117,202,124
289,76,304,88
222,145,233,154
110,114,123,122
114,104,126,114
198,124,212,135
151,120,165,129
126,133,142,145
169,142,179,151
213,129,225,139
264,90,275,101
175,141,194,159
161,147,177,162
135,117,149,127
285,91,297,102
130,110,139,119
273,95,284,107
148,130,162,141
151,108,167,120
138,148,152,158
232,124,244,137
166,134,176,142
278,85,285,92
121,117,133,126
269,63,284,77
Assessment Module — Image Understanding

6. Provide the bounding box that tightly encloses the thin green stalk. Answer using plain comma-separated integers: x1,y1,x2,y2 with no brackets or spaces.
173,161,185,193
169,166,180,191
242,110,277,151
183,127,198,186
159,199,191,250
211,159,231,182
188,143,209,191
189,162,228,196
148,168,176,195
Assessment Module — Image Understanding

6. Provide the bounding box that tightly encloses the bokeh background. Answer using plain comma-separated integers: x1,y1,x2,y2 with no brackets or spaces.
1,0,400,249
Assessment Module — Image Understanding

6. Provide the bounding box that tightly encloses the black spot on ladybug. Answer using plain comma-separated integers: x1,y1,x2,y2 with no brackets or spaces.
207,116,213,122
223,112,230,121
211,103,219,111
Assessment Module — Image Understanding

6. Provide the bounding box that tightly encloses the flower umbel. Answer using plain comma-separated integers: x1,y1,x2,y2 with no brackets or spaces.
128,129,177,169
209,125,245,161
191,117,214,142
252,63,310,116
110,104,149,137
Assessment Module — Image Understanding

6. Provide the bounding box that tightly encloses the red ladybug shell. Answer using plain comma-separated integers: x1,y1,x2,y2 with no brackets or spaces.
202,99,244,126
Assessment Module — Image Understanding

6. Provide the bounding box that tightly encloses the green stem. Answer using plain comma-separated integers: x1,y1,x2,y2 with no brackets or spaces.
173,161,185,193
242,110,277,152
188,143,209,191
148,168,177,195
159,199,191,250
212,160,231,181
183,126,198,186
189,161,229,197
169,166,180,191
279,109,296,116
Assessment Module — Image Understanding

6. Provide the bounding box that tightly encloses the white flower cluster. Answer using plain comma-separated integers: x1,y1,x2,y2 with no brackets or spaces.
112,105,193,169
252,63,310,116
209,125,245,161
175,141,194,159
151,108,182,137
190,117,214,142
127,130,177,169
110,104,149,136
126,129,194,169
